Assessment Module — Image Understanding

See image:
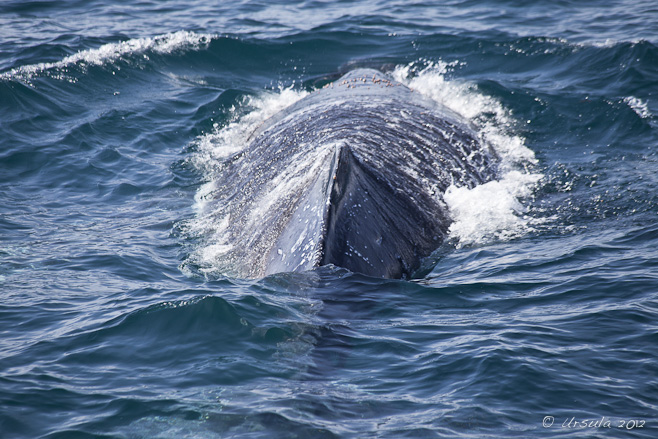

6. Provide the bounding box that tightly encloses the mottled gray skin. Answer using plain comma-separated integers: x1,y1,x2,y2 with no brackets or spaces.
211,68,498,278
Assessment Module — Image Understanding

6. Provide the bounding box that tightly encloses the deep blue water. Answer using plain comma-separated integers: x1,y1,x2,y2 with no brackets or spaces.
2,1,658,438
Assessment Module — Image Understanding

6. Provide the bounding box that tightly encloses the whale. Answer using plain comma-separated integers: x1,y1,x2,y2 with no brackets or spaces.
206,68,498,279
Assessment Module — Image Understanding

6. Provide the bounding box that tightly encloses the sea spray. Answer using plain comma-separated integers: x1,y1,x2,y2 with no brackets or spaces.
393,62,544,247
1,30,216,83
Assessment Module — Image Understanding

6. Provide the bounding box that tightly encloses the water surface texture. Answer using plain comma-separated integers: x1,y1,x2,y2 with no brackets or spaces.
1,1,657,438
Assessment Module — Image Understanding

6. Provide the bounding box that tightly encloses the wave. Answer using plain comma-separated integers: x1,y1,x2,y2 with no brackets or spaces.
624,96,652,119
0,30,216,83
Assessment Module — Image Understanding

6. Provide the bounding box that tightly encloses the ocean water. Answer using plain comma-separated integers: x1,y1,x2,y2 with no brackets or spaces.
1,1,658,438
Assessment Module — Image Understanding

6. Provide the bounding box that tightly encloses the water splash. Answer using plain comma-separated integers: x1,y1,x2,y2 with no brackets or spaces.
392,61,543,248
623,96,651,119
1,30,216,83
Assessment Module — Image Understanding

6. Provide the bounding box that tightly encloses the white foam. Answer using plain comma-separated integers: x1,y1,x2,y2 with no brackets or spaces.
392,62,543,248
1,31,215,82
585,38,643,48
444,171,543,247
623,96,651,119
188,87,309,180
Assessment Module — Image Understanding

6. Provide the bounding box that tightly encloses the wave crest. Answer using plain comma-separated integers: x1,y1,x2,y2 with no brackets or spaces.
1,30,216,83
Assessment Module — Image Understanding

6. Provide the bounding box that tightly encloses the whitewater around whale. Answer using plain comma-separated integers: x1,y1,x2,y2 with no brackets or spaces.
203,68,499,279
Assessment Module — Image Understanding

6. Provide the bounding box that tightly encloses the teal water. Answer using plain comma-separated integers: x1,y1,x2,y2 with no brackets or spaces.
1,1,658,438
